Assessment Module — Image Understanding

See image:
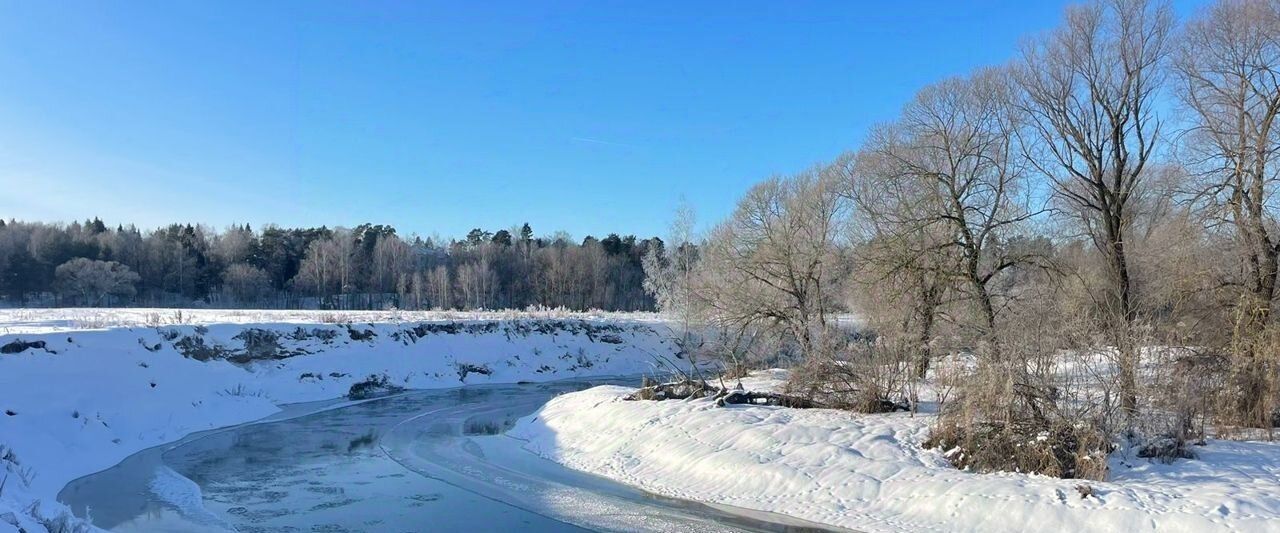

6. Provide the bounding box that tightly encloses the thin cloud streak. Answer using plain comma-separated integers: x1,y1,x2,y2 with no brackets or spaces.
570,137,641,149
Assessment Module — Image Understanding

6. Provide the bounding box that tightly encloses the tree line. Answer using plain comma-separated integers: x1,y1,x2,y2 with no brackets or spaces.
646,0,1280,479
0,218,661,311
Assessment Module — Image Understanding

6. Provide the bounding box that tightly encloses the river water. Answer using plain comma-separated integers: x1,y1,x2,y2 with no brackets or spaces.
59,379,838,532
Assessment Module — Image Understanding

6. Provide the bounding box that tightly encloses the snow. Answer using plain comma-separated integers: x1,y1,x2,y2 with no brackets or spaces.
5,307,1276,533
0,307,663,336
511,371,1280,533
0,309,674,532
146,466,234,530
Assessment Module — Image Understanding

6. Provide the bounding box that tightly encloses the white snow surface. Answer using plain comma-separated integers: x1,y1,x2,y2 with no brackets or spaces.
0,307,662,336
0,308,674,532
511,371,1280,533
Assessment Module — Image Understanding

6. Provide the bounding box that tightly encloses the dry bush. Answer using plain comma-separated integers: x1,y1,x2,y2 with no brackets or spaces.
1224,323,1280,433
783,335,914,413
925,276,1115,480
926,351,1113,480
932,355,969,409
1193,319,1280,439
927,416,1110,479
696,322,788,383
1142,347,1224,445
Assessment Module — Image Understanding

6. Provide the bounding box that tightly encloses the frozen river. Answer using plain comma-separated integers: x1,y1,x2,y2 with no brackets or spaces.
59,379,838,532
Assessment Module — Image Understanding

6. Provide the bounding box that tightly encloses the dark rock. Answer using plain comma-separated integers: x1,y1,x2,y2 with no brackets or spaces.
0,340,50,354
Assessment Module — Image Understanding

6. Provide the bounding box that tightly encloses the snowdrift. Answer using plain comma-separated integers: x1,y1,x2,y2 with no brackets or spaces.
512,374,1280,533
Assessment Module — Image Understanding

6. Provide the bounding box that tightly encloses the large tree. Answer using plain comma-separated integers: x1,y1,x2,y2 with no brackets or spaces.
1176,0,1280,427
54,258,140,306
1016,0,1173,418
695,167,848,358
856,68,1041,342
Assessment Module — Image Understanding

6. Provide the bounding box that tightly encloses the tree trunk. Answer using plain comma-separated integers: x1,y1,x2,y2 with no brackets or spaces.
914,284,938,379
1106,211,1139,421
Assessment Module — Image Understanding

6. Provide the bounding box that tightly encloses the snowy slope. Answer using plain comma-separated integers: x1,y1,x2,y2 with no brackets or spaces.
511,372,1280,533
0,310,674,532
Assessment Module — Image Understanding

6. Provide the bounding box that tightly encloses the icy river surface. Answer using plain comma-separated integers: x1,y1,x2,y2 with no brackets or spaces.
59,379,837,532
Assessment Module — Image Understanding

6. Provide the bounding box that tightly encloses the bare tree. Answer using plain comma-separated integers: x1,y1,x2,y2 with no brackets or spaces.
1177,0,1280,321
212,225,255,266
1016,0,1174,418
54,258,140,306
457,258,497,310
292,229,359,300
1176,0,1280,427
695,167,848,359
425,264,452,309
855,68,1043,344
643,201,705,372
222,263,272,305
372,235,413,294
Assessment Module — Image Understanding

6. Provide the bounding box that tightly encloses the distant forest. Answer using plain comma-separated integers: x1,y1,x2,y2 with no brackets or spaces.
0,218,666,311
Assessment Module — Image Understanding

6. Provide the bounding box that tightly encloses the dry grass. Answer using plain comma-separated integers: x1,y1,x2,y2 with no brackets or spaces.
783,336,915,413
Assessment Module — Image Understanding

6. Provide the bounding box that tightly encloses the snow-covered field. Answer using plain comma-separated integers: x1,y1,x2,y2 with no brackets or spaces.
512,371,1280,533
0,308,673,532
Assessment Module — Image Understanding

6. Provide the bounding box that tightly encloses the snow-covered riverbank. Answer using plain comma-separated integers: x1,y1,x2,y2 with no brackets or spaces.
0,309,672,532
511,371,1280,533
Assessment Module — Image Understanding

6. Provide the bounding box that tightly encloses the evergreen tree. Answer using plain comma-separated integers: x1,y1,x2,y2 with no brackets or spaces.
492,230,513,247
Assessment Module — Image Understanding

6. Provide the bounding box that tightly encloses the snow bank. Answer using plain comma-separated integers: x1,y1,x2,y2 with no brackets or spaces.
0,308,662,336
0,310,674,532
511,372,1280,533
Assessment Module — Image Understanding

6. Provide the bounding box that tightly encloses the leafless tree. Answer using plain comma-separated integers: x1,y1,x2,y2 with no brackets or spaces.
425,264,452,309
644,202,707,372
1176,0,1280,427
456,258,498,310
211,225,255,266
371,236,414,294
1016,0,1174,418
292,230,358,299
221,263,272,305
855,67,1045,345
695,166,848,359
54,258,140,306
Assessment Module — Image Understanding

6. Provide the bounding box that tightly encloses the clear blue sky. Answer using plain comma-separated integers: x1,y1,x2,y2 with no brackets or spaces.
0,0,1206,240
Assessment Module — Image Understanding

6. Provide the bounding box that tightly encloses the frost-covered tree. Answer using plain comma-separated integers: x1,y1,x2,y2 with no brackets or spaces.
1016,0,1173,418
695,168,848,359
643,203,704,371
54,258,140,306
222,263,272,305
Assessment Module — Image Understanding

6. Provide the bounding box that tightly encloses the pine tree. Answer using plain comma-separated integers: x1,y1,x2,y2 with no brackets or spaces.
492,230,512,247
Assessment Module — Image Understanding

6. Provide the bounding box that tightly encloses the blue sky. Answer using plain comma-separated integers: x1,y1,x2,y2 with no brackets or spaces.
0,0,1206,240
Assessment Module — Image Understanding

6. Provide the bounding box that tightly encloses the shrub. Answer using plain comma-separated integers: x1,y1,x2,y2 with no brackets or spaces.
347,374,405,400
926,418,1111,480
231,328,283,362
783,337,914,413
